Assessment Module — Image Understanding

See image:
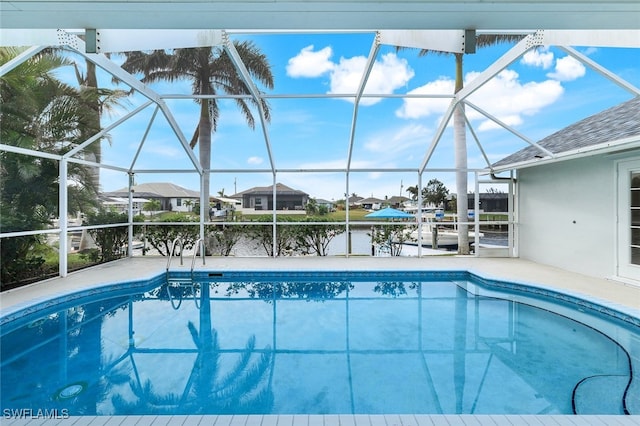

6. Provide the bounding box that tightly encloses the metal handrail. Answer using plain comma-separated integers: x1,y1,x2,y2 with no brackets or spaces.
167,284,183,310
166,237,184,271
191,238,206,273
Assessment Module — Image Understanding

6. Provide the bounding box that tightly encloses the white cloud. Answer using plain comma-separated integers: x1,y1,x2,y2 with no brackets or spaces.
521,47,554,69
583,47,598,56
286,45,335,78
395,78,454,119
145,144,184,158
396,69,564,132
547,55,586,81
470,69,564,128
328,53,414,106
477,114,523,131
287,47,414,106
364,123,431,154
247,156,264,165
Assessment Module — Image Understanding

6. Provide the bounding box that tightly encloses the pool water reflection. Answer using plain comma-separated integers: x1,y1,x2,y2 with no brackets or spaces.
1,273,636,415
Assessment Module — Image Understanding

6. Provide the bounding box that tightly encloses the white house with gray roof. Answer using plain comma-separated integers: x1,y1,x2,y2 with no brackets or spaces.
492,96,640,283
103,182,200,213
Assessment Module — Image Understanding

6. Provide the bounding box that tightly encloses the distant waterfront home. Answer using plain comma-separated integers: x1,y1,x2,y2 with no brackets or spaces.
358,197,385,210
347,195,364,207
232,183,309,211
492,96,640,283
103,182,200,213
386,195,411,209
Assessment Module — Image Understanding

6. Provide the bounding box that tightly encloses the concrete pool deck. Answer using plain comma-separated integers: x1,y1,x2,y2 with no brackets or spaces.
1,256,640,425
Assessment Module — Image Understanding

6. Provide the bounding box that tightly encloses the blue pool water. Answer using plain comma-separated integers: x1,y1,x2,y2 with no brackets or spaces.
1,270,638,416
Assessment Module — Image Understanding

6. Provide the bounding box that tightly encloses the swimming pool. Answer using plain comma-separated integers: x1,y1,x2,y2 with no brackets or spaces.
1,270,638,416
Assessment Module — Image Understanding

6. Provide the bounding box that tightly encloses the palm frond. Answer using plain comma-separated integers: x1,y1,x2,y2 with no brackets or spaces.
475,33,526,48
213,335,256,392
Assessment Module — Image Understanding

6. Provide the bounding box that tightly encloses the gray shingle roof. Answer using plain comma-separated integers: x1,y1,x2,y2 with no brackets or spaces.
493,96,640,168
105,182,200,198
231,182,308,197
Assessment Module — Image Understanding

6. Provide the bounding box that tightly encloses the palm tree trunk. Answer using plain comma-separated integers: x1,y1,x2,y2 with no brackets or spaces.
199,100,212,218
454,53,469,255
79,60,101,252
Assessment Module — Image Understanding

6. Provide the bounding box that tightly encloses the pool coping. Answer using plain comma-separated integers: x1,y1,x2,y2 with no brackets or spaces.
2,259,639,330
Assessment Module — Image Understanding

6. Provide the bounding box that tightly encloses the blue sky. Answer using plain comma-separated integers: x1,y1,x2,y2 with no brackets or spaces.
73,31,639,201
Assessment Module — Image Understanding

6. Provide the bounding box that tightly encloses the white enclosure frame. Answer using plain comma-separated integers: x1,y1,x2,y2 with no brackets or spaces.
1,29,639,277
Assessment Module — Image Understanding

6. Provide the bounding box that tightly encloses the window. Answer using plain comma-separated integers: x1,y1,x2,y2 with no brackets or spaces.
618,159,640,281
176,198,182,207
631,172,640,265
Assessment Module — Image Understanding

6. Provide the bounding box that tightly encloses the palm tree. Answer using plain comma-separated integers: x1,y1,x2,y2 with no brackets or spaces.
120,42,274,213
410,34,523,254
1,47,102,284
71,57,128,251
71,58,128,192
405,185,419,201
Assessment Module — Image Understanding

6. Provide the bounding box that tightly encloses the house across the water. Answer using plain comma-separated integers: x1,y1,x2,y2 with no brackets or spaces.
103,182,200,214
231,183,310,212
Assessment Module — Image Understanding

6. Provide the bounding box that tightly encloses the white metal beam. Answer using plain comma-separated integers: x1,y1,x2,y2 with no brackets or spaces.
0,143,62,160
455,32,541,102
0,29,85,49
558,45,640,96
464,100,555,158
130,105,161,171
419,99,457,174
378,30,472,54
223,31,276,173
541,30,640,48
58,159,68,277
53,32,203,173
63,101,154,159
86,29,225,53
0,45,46,76
464,115,493,169
346,32,381,171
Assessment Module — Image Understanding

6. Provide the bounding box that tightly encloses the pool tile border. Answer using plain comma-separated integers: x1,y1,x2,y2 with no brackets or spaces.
2,269,638,331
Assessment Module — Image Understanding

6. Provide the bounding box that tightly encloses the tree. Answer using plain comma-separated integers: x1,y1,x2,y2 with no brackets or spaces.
120,43,274,208
85,210,129,262
70,56,128,192
369,224,412,257
206,224,246,256
405,185,419,201
144,213,200,256
409,33,523,254
0,47,102,286
70,55,128,251
246,216,299,257
294,217,345,256
144,199,161,218
423,178,449,207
